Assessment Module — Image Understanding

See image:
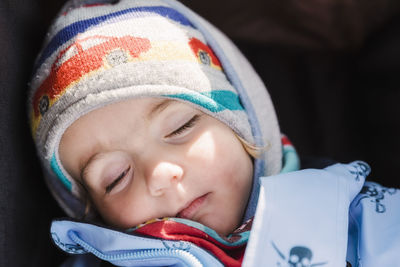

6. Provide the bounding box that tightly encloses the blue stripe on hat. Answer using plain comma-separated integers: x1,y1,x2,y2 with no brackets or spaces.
36,6,193,69
51,153,72,191
164,90,244,113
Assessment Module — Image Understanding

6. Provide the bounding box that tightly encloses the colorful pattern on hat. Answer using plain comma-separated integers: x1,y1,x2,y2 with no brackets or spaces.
28,0,256,216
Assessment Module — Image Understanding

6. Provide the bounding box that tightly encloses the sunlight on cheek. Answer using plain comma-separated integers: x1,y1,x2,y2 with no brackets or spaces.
187,131,216,160
177,183,186,193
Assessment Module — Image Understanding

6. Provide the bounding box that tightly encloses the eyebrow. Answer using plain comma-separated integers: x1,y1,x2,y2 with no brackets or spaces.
147,99,175,120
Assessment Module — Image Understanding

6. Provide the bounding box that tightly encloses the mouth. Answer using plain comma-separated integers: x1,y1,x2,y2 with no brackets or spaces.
176,193,209,220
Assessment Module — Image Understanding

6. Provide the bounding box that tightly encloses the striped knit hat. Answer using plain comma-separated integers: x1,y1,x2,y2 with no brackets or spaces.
29,0,282,219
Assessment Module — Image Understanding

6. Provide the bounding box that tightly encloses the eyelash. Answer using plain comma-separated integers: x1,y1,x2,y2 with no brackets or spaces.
105,165,131,194
165,114,201,138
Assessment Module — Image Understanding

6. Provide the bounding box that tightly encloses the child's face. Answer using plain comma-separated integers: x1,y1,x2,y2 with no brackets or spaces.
59,98,253,235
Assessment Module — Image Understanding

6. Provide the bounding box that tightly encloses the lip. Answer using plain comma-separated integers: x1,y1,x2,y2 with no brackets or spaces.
177,193,209,220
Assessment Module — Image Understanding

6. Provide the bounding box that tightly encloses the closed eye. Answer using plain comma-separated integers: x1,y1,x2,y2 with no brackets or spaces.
105,165,131,194
165,114,201,138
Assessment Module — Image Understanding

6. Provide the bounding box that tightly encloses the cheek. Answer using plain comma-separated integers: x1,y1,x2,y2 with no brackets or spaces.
186,131,221,171
92,186,155,229
94,197,139,228
185,131,233,182
187,129,252,181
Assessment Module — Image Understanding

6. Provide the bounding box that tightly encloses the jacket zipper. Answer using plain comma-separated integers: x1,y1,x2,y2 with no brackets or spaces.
68,230,203,266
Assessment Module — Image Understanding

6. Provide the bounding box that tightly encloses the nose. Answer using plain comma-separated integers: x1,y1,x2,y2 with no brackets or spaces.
147,162,184,196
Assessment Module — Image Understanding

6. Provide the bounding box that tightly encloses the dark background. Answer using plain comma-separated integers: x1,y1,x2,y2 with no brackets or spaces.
1,0,399,266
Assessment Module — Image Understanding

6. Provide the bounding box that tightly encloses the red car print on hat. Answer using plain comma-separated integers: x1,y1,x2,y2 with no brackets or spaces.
33,35,151,118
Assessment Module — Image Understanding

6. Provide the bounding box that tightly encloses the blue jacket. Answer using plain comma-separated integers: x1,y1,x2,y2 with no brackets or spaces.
52,161,400,266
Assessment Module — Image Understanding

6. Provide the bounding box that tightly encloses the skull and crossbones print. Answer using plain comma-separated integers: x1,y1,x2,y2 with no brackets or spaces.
272,242,327,267
356,183,397,213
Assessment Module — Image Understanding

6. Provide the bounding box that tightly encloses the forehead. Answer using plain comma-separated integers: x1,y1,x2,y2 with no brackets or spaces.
63,97,192,137
61,98,188,141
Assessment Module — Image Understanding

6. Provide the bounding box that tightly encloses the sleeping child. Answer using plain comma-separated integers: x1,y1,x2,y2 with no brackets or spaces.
28,0,400,266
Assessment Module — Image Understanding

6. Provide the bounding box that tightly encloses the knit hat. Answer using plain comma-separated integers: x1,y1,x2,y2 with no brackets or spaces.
28,0,282,219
